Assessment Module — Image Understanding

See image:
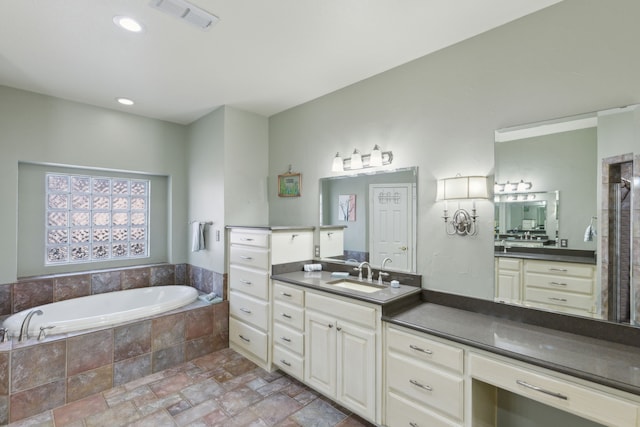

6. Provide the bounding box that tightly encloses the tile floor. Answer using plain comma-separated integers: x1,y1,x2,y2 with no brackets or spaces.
7,348,376,427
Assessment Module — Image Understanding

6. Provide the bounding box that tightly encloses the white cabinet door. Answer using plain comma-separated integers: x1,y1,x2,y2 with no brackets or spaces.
496,268,521,304
305,310,337,397
337,321,376,421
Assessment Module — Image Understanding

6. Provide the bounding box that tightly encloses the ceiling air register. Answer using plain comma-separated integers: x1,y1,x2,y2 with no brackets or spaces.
149,0,219,30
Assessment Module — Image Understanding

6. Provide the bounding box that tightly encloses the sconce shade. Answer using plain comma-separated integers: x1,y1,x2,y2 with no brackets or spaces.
332,152,344,172
350,149,363,169
369,145,383,167
437,176,489,200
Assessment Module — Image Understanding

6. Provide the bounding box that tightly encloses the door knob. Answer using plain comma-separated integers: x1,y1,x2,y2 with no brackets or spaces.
399,246,407,251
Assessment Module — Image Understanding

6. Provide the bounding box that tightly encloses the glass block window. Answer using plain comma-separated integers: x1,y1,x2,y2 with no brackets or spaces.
45,173,150,265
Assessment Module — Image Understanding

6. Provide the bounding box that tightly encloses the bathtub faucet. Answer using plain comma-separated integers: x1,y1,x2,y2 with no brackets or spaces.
19,309,43,342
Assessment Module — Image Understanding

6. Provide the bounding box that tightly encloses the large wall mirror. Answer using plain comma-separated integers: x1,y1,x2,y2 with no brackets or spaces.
494,105,640,326
318,167,417,273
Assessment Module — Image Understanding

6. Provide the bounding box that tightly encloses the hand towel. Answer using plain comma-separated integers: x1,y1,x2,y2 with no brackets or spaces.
191,222,206,251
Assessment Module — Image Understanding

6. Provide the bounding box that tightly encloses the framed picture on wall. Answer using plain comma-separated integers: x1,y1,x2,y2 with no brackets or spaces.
338,194,356,221
278,172,301,197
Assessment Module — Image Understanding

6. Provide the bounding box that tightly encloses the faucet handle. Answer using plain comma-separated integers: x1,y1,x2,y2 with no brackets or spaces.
38,326,55,341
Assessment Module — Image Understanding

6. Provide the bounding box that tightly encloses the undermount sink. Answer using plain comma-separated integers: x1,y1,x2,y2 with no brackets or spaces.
326,279,386,293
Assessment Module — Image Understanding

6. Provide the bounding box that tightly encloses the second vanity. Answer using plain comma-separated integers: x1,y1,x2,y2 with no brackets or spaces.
272,269,640,427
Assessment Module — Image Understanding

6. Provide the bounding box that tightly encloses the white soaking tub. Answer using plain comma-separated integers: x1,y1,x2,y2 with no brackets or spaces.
2,285,198,338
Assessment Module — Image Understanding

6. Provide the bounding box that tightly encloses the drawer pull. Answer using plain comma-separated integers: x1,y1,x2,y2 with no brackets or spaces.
549,267,568,272
281,313,292,319
409,344,433,355
240,280,252,285
290,234,299,239
240,238,254,241
548,297,568,302
281,292,292,297
281,336,292,343
280,359,291,367
516,380,568,400
240,308,252,314
328,323,334,328
239,256,254,260
409,423,419,427
239,334,251,343
409,379,433,391
549,281,567,286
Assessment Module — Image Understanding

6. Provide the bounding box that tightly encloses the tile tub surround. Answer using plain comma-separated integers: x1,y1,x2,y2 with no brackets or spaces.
0,263,226,318
0,299,229,424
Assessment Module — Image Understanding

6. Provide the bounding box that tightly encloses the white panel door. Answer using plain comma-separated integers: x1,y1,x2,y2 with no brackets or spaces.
369,183,413,271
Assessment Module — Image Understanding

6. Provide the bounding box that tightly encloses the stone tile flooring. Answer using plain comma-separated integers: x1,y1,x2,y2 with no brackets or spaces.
7,348,376,427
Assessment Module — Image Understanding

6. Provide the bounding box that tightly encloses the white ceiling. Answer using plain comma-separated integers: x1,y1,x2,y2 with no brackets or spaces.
0,0,561,124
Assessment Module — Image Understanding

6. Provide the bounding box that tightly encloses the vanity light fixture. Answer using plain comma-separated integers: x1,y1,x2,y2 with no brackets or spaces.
350,149,363,169
494,179,532,193
331,145,394,172
437,175,489,236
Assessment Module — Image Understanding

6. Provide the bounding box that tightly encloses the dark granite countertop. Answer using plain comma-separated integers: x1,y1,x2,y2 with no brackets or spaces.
271,271,421,305
386,303,640,396
495,252,596,264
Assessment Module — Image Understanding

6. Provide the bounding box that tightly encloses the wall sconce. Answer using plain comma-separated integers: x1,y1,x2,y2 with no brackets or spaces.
331,145,393,172
437,175,489,236
494,179,532,193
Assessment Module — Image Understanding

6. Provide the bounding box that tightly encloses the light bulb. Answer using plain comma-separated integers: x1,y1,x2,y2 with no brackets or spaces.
350,149,363,169
369,145,383,167
332,152,344,172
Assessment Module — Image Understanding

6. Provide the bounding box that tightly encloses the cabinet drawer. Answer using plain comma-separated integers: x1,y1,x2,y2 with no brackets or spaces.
271,230,314,264
230,246,269,270
524,287,594,311
273,346,304,380
229,318,268,363
524,260,595,279
387,325,463,374
387,391,460,427
273,282,304,306
229,230,269,248
229,265,269,300
469,353,638,427
498,257,522,271
387,352,464,421
525,272,593,294
273,300,304,331
273,323,304,355
306,292,377,329
229,291,269,330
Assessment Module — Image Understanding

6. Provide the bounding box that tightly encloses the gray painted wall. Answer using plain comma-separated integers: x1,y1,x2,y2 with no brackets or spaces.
0,86,188,284
268,0,640,299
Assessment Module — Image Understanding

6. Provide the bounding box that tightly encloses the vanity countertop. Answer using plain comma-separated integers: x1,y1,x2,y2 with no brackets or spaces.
386,302,640,396
271,271,421,305
495,250,596,265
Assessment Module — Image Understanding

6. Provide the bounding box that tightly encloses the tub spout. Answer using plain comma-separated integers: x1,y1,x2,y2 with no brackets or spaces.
19,309,43,342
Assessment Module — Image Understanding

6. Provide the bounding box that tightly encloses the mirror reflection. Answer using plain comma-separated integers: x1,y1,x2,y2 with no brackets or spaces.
494,191,558,248
494,106,639,326
319,167,417,273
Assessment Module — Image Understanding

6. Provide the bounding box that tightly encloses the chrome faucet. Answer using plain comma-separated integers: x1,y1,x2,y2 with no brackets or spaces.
19,309,43,342
378,257,392,284
355,261,373,282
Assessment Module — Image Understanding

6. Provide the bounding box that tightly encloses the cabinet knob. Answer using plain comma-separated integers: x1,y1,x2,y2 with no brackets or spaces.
336,326,342,331
291,234,299,240
328,323,333,328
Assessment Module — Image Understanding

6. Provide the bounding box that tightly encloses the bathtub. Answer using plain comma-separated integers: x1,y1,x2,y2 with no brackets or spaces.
2,285,199,338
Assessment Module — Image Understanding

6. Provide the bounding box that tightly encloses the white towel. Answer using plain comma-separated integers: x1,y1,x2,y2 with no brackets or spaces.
191,222,206,251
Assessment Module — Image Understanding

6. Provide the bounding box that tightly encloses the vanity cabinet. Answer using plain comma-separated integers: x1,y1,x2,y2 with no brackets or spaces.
523,259,597,317
384,324,465,427
228,226,314,370
272,282,305,380
495,257,522,305
305,291,380,423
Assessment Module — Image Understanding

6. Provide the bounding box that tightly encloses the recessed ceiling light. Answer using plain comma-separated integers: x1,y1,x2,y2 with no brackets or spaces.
113,15,145,33
116,97,135,106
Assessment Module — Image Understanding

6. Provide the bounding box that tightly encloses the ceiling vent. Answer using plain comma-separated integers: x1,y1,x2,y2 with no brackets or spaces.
149,0,219,30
